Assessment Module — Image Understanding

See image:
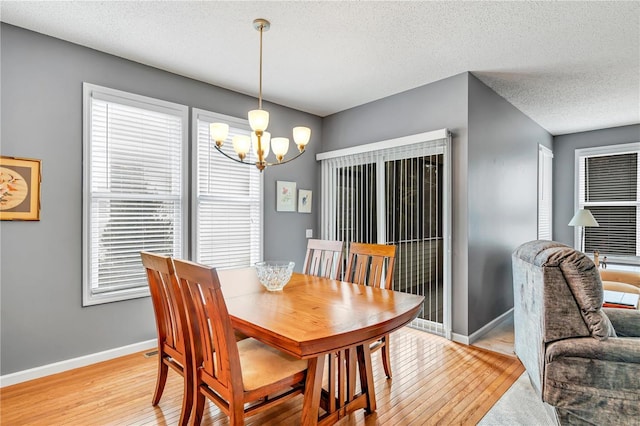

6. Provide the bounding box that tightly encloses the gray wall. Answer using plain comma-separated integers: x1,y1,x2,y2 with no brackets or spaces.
322,73,552,337
323,72,471,335
0,24,321,375
467,74,552,334
553,124,640,247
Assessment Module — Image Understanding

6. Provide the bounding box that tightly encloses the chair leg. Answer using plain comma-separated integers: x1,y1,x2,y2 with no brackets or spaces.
178,372,193,426
190,391,206,426
229,400,245,426
346,348,357,402
381,334,392,379
152,357,169,405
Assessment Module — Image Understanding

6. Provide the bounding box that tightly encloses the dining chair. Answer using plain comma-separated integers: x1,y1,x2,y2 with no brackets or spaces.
344,242,397,379
302,239,344,280
172,258,309,426
140,251,192,426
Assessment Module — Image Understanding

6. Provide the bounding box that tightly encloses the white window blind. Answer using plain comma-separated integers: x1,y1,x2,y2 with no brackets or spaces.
538,145,553,240
575,143,640,264
193,109,262,268
83,83,188,305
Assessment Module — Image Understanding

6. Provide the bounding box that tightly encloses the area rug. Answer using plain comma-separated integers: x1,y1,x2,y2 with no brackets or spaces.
478,372,556,425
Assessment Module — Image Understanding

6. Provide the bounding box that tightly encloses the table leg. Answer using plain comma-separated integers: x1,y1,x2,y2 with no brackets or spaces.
301,354,326,426
357,344,376,413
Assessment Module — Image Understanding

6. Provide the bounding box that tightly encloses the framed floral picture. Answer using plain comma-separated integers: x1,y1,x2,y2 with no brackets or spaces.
276,181,296,212
1,156,42,221
298,189,312,213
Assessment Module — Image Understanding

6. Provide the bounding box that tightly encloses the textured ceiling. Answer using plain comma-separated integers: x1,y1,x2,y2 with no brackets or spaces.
2,1,639,135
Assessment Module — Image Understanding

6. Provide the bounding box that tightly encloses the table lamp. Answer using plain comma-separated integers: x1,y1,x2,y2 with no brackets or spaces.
568,208,599,253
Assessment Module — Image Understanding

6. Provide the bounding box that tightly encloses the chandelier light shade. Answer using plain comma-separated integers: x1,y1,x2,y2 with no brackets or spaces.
210,18,311,171
210,123,230,147
232,135,251,160
248,110,269,133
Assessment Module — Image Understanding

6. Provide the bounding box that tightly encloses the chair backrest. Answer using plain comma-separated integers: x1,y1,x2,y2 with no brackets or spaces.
141,251,189,363
512,240,616,394
344,242,397,289
600,269,640,288
302,239,344,280
172,258,243,395
602,280,640,295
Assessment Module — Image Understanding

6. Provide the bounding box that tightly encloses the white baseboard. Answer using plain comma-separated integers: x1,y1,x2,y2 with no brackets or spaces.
468,308,514,345
0,339,157,388
451,333,470,344
451,308,514,346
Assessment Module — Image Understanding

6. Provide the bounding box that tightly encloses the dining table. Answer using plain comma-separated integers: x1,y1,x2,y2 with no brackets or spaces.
216,269,425,426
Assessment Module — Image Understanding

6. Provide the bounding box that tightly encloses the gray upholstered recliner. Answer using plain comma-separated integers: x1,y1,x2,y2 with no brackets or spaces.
512,240,640,425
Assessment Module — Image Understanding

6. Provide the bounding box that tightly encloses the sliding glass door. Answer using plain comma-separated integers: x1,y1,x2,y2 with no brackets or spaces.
320,132,451,336
386,155,444,325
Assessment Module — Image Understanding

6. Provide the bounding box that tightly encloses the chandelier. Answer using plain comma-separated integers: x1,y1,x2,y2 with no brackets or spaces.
209,18,311,171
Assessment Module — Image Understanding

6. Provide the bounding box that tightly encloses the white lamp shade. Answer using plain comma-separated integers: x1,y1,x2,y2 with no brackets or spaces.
248,109,269,132
251,131,271,158
293,126,311,146
232,135,251,156
271,137,290,158
210,122,229,143
568,209,599,227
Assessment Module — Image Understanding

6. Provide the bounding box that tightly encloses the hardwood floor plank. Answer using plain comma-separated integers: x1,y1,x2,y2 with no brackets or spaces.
374,337,491,423
382,347,497,424
0,327,522,425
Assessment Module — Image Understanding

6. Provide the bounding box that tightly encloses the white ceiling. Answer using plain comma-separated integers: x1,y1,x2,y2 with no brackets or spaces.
2,1,639,135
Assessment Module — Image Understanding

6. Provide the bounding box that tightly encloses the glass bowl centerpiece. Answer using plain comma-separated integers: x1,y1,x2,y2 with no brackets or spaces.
255,261,295,291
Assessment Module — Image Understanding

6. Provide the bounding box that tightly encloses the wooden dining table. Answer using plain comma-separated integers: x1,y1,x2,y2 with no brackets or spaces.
216,269,425,426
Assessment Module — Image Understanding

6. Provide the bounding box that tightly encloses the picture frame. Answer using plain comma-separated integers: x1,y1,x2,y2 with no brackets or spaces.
1,156,42,221
276,180,296,212
298,189,312,213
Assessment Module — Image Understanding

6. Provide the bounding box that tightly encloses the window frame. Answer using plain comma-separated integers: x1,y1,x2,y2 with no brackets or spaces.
82,83,189,306
190,108,264,268
574,142,640,265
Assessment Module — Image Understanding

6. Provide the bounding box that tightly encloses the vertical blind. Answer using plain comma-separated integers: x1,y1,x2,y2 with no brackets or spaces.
194,111,262,268
84,84,187,305
538,145,553,240
320,133,450,335
578,149,639,258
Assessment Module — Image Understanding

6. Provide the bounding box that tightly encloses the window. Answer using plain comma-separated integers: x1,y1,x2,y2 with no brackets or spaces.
538,145,553,240
83,83,188,305
575,142,640,265
192,109,262,268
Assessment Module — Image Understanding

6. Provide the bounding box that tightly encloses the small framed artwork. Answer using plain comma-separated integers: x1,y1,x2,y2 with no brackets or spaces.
276,180,296,212
1,156,42,221
298,189,312,213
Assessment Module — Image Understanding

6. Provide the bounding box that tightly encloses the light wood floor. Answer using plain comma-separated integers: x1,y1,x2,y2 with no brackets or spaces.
472,316,515,357
0,328,524,425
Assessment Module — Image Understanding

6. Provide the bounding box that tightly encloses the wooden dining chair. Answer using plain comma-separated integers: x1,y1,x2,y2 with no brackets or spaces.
140,252,192,426
172,258,309,426
344,242,397,379
302,239,344,280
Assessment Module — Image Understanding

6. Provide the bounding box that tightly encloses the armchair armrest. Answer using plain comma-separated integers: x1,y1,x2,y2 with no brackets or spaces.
546,336,640,364
603,307,640,337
